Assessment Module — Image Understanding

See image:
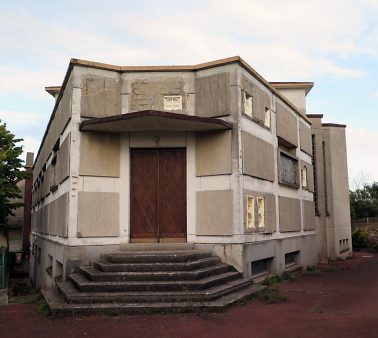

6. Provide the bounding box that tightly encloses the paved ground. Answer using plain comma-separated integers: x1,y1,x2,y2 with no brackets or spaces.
1,250,378,338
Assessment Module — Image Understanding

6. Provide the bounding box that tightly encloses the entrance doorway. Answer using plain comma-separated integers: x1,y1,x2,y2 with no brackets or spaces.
130,148,187,242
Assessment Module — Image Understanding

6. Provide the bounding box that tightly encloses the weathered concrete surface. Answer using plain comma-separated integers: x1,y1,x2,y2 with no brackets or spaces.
1,251,378,337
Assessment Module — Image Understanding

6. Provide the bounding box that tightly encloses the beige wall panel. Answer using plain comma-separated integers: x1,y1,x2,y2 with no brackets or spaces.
299,121,312,155
42,204,50,235
195,73,231,117
81,75,121,118
242,132,275,182
77,192,119,237
55,193,68,237
57,133,70,184
276,103,298,147
129,78,187,112
264,194,276,233
303,200,315,231
301,160,314,192
196,190,233,235
253,85,271,122
279,196,301,232
79,133,120,177
48,200,57,236
42,166,51,198
196,130,232,176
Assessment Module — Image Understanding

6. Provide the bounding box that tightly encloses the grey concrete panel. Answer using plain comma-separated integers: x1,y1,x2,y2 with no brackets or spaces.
196,190,233,235
195,73,230,117
279,196,301,232
79,133,120,177
81,75,121,118
77,192,119,237
299,121,312,155
276,102,298,147
242,132,275,182
129,78,187,113
57,134,70,184
196,130,232,176
303,200,315,231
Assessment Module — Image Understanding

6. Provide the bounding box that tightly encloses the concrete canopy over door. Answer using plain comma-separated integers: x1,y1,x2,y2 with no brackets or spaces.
130,148,187,243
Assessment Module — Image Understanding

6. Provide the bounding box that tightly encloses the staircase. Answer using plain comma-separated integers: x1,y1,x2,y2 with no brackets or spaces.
42,245,263,315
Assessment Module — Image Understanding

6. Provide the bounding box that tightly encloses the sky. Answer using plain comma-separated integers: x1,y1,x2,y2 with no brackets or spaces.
0,0,377,188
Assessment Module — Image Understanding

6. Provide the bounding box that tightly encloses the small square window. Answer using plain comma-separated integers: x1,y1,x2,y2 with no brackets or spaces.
243,92,253,117
164,95,182,110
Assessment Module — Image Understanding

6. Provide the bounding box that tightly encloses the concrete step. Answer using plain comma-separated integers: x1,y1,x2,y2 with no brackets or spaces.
69,271,241,292
120,243,195,251
43,284,265,316
92,256,221,272
56,278,252,304
80,263,231,282
101,250,212,264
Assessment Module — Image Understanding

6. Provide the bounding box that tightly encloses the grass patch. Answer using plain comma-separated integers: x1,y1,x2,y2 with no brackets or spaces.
257,287,288,304
262,272,292,287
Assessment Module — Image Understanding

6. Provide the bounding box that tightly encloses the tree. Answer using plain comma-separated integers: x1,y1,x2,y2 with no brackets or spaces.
350,182,378,220
0,120,27,224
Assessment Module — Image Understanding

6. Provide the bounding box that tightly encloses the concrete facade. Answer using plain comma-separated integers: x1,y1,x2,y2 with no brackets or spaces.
30,57,350,288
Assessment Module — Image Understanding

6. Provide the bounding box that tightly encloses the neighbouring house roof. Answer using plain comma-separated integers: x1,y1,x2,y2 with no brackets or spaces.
270,82,314,96
80,110,233,133
36,56,311,167
322,123,346,128
45,86,61,97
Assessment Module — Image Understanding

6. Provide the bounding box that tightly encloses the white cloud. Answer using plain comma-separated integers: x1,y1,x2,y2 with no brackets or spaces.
347,127,378,186
20,136,41,163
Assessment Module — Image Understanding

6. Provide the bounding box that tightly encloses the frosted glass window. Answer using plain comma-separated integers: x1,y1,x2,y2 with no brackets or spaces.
256,197,265,228
243,92,253,117
246,196,255,229
164,95,182,110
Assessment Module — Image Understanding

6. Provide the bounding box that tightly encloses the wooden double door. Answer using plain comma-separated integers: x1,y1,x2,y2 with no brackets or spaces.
130,148,187,242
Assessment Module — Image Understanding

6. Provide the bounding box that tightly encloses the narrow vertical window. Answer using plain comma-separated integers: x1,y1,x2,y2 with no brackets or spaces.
246,196,255,230
264,108,271,128
256,197,265,228
243,92,253,117
301,166,308,188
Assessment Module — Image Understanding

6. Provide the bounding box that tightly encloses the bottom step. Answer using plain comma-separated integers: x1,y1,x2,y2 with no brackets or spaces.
42,285,265,316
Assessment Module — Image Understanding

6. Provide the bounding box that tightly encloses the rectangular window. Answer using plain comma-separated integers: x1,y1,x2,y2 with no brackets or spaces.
163,95,182,110
246,196,255,230
285,251,299,266
256,197,265,228
251,258,271,276
243,92,253,117
279,151,299,187
46,255,53,276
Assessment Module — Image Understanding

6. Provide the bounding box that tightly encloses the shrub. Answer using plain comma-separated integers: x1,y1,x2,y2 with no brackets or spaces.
352,228,369,248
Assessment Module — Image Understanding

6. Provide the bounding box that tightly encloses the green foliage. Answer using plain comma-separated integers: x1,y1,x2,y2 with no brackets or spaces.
257,287,288,304
0,120,26,224
352,228,369,248
350,182,378,220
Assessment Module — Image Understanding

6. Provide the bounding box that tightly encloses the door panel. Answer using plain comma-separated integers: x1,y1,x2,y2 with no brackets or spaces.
130,149,159,240
130,148,187,242
159,149,187,239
